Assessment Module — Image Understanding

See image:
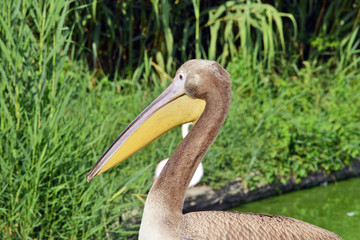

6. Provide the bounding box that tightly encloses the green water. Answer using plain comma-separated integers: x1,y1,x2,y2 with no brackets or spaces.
231,177,360,240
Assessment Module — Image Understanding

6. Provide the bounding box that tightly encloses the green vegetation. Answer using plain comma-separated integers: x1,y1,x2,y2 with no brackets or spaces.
0,0,359,239
222,55,360,189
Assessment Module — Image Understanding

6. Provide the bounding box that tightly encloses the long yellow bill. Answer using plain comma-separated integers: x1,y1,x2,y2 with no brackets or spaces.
86,76,205,181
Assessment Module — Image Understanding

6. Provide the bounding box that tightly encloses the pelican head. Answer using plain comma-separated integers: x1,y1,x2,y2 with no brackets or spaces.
87,60,229,181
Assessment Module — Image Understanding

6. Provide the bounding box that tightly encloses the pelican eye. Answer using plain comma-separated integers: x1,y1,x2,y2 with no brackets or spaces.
179,74,184,80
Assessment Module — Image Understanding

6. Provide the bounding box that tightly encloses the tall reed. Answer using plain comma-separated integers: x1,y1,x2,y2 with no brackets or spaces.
69,0,296,81
0,0,144,238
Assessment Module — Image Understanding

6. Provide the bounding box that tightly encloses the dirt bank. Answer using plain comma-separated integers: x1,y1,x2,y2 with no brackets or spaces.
183,160,360,213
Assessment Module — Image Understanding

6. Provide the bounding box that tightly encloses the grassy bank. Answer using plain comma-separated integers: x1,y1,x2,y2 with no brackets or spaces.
1,0,359,239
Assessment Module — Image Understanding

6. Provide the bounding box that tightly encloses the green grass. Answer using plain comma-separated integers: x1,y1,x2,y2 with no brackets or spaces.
1,0,359,239
218,56,360,189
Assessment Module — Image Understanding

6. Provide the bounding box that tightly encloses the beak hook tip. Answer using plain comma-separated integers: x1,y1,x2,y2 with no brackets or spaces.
86,172,94,182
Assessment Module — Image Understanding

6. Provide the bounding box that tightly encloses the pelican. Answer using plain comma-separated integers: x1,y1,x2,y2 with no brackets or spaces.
154,123,203,188
87,60,342,239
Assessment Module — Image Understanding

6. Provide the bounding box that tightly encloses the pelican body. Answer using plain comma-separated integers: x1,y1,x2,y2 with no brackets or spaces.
87,60,342,239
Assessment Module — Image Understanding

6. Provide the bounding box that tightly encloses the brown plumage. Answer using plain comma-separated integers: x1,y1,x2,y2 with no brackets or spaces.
179,212,341,240
88,59,342,240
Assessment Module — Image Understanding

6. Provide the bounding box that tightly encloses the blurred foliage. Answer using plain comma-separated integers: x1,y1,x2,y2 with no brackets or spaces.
0,0,359,239
68,0,296,79
271,0,360,61
68,0,359,78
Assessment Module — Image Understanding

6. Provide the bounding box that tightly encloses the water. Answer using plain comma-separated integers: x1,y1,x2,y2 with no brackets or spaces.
231,177,360,240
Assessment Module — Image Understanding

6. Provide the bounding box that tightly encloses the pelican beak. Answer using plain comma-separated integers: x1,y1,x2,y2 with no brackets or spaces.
86,75,205,181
